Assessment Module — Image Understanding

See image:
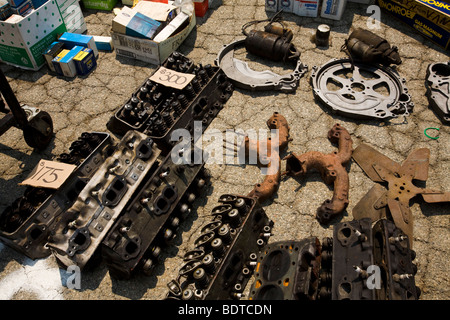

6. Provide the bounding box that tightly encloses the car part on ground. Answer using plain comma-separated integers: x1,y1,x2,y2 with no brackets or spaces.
425,61,450,124
216,39,307,93
166,194,273,300
248,238,321,300
283,124,353,224
101,146,211,279
47,130,161,270
310,58,413,120
342,28,402,66
0,132,112,259
372,219,420,300
106,52,234,154
314,24,331,47
352,144,450,247
244,112,291,203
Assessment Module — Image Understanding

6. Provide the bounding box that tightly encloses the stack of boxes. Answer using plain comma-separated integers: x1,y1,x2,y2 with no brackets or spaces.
265,0,348,20
43,32,99,77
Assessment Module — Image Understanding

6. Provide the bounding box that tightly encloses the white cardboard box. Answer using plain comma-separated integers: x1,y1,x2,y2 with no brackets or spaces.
112,13,196,65
56,0,87,34
294,0,319,17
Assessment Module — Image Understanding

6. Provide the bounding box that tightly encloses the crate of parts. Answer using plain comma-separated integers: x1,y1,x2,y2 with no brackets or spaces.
0,1,67,70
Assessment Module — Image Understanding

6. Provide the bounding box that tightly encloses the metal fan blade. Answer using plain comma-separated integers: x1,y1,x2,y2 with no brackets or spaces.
399,148,430,181
387,198,414,248
352,183,388,221
352,144,401,183
422,191,450,203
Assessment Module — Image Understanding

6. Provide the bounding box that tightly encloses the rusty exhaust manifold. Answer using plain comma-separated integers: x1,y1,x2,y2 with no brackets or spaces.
245,112,291,203
283,124,353,224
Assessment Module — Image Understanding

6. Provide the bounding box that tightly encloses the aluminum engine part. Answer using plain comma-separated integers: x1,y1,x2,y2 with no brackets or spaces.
101,147,211,279
47,130,161,269
352,144,450,248
248,238,321,300
283,124,352,224
318,219,375,300
344,28,402,66
372,219,420,300
310,58,413,120
425,61,450,124
215,39,308,92
107,51,234,154
245,112,291,203
166,194,273,300
0,132,112,259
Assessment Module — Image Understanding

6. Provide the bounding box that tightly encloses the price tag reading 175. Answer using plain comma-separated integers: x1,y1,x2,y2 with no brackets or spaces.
20,160,77,190
149,66,196,90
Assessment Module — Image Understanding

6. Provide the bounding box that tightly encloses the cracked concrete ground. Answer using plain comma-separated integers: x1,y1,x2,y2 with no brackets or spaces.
0,1,449,300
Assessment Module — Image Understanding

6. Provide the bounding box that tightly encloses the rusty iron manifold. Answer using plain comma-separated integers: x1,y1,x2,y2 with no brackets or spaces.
283,124,353,224
242,112,291,203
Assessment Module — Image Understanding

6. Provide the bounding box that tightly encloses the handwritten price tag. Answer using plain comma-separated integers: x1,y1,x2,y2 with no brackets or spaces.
149,66,196,90
20,160,77,189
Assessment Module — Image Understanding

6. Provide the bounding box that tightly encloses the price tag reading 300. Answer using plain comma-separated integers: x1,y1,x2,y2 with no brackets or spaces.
149,66,196,90
20,160,77,189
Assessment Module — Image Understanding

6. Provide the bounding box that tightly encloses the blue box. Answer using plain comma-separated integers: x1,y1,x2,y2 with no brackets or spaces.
52,46,84,77
31,0,48,9
0,1,12,21
6,0,27,7
10,0,32,16
126,12,162,40
73,47,97,76
43,41,64,72
58,32,99,58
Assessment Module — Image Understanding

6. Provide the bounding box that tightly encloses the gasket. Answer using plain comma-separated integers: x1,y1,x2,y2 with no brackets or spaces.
310,58,414,120
215,39,308,93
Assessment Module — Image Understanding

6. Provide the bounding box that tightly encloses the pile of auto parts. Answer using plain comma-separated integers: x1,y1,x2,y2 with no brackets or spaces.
101,146,211,279
250,218,420,300
46,130,161,269
283,123,353,224
0,132,112,259
107,51,234,153
216,14,307,92
425,61,450,124
310,58,413,120
166,194,273,300
352,144,450,247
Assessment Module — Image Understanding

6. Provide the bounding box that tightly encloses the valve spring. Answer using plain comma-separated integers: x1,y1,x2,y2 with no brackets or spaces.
204,64,215,77
178,94,189,108
198,69,209,84
321,237,333,251
130,95,140,107
320,271,332,284
191,78,201,93
161,111,174,127
166,57,176,69
57,152,79,164
154,118,167,135
211,237,226,257
193,268,209,288
138,86,149,100
80,132,103,148
217,224,232,244
184,84,196,99
171,99,184,115
181,288,195,300
70,140,94,157
318,286,332,300
227,209,241,228
27,188,51,206
202,253,216,274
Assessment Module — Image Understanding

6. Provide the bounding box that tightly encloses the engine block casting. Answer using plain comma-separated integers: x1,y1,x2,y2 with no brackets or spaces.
101,147,211,279
283,124,352,224
166,194,273,300
107,52,234,153
0,132,112,259
47,130,161,269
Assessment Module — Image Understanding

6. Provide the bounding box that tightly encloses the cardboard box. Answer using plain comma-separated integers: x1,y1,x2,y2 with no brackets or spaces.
112,13,196,65
377,0,450,50
31,0,48,8
43,41,64,71
93,35,114,51
81,0,117,10
194,0,208,17
153,11,189,42
6,0,26,7
321,0,347,20
53,45,83,77
56,0,87,34
133,0,177,22
114,9,163,39
10,0,32,15
265,0,278,12
73,47,97,76
278,0,294,13
0,1,67,70
58,32,99,58
0,0,12,20
294,0,319,17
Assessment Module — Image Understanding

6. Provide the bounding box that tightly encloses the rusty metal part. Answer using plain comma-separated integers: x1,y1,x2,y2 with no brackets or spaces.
344,28,401,66
352,144,450,247
245,112,291,203
283,124,353,224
